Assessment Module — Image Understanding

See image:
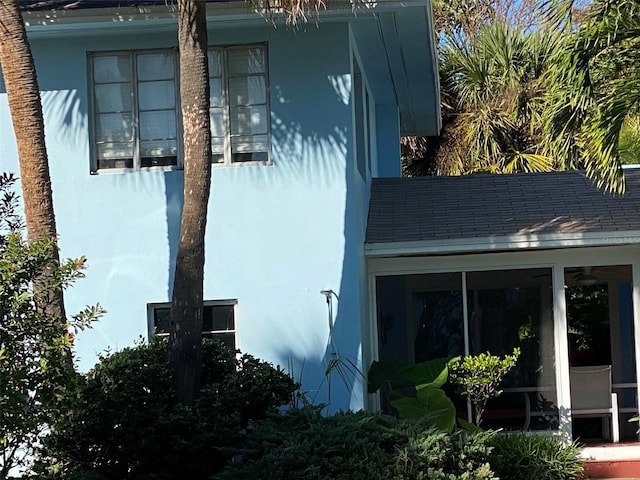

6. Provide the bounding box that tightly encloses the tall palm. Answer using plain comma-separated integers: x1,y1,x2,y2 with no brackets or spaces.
0,2,67,329
170,0,212,404
543,0,640,193
423,22,561,176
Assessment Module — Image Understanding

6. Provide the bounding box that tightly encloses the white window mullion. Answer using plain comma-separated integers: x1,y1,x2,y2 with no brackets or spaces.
222,49,232,166
132,52,141,170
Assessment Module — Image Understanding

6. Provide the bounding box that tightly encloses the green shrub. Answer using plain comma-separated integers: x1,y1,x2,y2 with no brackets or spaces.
489,432,584,480
217,407,497,480
36,338,296,480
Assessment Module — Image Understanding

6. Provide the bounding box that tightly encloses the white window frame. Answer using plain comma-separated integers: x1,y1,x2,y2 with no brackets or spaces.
88,48,182,173
88,43,271,173
147,299,238,349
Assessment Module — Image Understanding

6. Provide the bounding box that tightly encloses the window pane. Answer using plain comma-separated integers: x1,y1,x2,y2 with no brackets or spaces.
93,54,131,83
140,139,177,158
153,308,171,334
137,52,175,81
228,76,266,106
94,83,132,113
208,49,222,77
97,157,133,169
138,80,176,110
231,134,268,153
210,108,225,137
202,332,236,350
227,47,265,75
139,110,177,141
96,113,133,142
467,268,557,431
96,142,134,160
230,106,268,135
210,78,223,107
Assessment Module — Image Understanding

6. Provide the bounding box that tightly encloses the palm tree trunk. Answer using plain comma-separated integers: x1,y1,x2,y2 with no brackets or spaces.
169,0,212,404
0,1,67,330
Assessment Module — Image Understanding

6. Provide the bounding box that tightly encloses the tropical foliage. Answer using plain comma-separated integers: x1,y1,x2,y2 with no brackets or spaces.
449,348,520,426
0,173,102,479
405,0,640,195
36,339,296,480
218,407,498,480
431,22,561,176
543,0,640,193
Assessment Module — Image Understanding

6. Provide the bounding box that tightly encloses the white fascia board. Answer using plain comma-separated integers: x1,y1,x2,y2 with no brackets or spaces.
22,0,429,35
365,230,640,257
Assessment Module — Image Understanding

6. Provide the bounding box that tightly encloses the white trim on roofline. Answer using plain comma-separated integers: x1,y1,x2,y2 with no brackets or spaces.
365,230,640,257
22,0,430,33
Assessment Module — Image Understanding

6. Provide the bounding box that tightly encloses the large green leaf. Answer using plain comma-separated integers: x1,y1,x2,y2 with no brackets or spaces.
403,357,450,390
390,387,456,433
367,360,412,393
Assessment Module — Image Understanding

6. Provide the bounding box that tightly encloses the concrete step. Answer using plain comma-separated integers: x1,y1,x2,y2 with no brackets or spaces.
583,458,640,478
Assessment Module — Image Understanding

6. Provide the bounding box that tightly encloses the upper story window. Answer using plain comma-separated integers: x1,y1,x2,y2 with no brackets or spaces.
209,46,270,164
90,50,179,170
89,44,270,172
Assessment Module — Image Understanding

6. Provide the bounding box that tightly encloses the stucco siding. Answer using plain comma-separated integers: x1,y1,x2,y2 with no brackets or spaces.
0,21,378,411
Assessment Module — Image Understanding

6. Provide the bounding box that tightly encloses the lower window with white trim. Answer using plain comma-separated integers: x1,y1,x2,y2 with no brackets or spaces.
148,300,237,349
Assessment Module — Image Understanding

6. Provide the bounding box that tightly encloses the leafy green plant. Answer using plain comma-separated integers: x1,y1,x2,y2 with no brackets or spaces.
489,432,584,480
367,357,457,432
218,406,497,480
36,339,296,480
0,173,103,479
449,349,520,426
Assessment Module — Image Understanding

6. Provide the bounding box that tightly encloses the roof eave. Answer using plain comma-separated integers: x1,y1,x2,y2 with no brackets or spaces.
365,231,640,258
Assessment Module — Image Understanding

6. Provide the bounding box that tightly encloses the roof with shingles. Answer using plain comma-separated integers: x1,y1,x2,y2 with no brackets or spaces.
19,1,228,10
365,169,640,245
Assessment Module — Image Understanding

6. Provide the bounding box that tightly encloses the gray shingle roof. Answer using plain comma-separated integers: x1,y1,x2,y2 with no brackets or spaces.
366,169,640,245
19,1,228,10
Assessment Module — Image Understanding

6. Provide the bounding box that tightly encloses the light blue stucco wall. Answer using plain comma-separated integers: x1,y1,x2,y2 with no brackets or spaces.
0,20,401,411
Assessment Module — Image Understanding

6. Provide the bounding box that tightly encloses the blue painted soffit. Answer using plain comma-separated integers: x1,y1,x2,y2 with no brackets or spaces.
20,0,440,136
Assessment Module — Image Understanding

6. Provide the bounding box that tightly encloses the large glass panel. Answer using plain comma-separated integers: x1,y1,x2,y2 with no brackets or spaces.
565,265,636,442
467,268,557,430
375,273,464,416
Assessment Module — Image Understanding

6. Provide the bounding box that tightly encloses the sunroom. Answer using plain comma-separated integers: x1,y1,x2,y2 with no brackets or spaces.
364,170,640,443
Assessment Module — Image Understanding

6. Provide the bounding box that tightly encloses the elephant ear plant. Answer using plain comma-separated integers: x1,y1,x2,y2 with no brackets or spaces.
368,349,520,430
449,348,520,426
367,357,457,433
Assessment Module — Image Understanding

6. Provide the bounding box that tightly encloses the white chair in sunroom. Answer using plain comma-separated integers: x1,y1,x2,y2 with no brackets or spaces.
569,365,620,443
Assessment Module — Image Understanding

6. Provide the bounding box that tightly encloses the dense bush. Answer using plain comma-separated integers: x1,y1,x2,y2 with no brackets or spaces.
489,432,584,480
36,339,295,480
217,407,497,480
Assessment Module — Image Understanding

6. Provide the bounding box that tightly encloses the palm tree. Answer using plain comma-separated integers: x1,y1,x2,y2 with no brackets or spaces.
169,0,341,403
169,0,212,404
543,0,640,193
412,22,561,176
0,1,67,329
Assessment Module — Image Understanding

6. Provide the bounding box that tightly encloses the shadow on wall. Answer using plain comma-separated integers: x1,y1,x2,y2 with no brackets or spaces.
3,40,365,411
160,69,365,411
